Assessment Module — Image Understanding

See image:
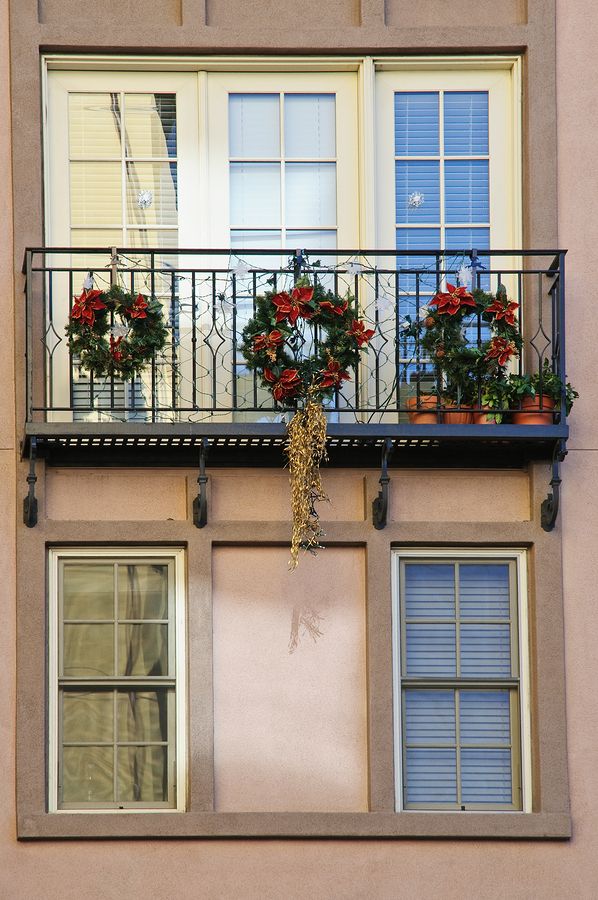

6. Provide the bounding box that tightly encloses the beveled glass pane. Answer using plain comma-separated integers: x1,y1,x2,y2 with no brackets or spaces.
124,93,177,159
404,563,455,619
230,229,282,249
63,691,114,743
117,690,169,743
63,563,114,620
70,161,122,226
126,161,178,227
444,92,488,156
404,689,455,745
62,746,114,803
460,564,510,619
229,94,280,157
444,159,489,223
117,746,168,803
394,92,439,156
63,624,114,677
69,93,122,158
127,229,178,249
395,160,440,224
117,624,168,676
230,163,281,227
285,162,336,227
405,748,457,804
118,564,169,620
284,94,335,158
405,624,456,677
286,229,336,250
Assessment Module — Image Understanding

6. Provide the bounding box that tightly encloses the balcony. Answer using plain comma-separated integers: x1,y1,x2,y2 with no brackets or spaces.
23,247,568,476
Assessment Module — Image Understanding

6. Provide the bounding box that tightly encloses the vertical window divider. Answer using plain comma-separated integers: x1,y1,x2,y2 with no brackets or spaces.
438,90,446,268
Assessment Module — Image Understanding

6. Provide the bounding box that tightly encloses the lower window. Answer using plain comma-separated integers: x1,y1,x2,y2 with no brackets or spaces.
392,549,530,812
48,548,186,812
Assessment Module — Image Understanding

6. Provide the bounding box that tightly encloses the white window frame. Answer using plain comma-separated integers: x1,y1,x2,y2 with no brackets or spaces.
391,547,531,813
48,546,187,814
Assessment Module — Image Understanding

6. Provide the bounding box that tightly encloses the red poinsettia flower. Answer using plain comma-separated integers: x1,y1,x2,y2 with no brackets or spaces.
272,287,315,325
109,334,125,362
70,288,106,327
263,367,302,401
253,329,284,353
319,298,348,316
126,293,149,319
485,336,517,367
429,282,476,316
318,359,351,390
485,297,519,327
347,319,375,347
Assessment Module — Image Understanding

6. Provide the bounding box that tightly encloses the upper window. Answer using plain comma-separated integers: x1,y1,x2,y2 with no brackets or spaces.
48,548,186,812
393,550,530,811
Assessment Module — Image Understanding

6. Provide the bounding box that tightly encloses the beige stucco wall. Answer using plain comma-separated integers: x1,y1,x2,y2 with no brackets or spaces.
3,0,598,898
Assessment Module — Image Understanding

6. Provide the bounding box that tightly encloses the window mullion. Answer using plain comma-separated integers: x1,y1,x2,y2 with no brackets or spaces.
455,688,462,808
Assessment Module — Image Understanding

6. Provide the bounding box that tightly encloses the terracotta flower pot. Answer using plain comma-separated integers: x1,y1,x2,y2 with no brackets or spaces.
406,395,441,424
473,405,497,424
512,395,555,425
442,403,474,425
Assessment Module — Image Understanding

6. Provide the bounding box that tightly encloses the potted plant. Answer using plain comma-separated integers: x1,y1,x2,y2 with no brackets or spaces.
476,377,511,423
510,360,578,424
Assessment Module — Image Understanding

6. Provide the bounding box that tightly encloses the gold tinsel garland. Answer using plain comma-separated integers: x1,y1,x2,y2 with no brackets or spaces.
286,398,329,571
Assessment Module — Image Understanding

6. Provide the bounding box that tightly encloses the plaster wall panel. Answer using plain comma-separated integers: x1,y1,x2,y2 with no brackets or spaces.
206,0,360,28
385,0,527,27
212,546,368,812
0,0,13,450
390,469,530,522
210,470,365,522
45,469,187,520
39,0,183,26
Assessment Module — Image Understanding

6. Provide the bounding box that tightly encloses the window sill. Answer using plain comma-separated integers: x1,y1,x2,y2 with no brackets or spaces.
18,811,572,840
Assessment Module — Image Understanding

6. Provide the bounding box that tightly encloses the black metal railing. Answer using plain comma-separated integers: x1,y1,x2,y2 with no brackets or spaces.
23,247,567,428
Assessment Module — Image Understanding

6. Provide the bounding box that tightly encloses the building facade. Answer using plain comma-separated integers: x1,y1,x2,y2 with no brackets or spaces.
1,0,598,895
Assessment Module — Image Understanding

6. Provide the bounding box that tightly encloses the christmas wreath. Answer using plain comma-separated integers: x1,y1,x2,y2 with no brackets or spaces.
241,279,374,568
66,284,168,380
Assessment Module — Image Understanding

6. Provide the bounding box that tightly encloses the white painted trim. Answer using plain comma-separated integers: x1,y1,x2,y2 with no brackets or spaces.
391,548,531,814
47,547,188,814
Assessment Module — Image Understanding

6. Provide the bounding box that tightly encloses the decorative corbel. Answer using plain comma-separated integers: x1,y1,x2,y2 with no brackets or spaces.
372,438,394,530
23,436,38,528
541,440,567,532
192,439,209,528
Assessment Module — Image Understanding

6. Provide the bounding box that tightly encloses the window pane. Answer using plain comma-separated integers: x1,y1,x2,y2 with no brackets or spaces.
230,162,280,227
396,226,441,294
404,563,455,618
70,161,122,226
118,564,169,620
287,229,337,250
405,748,457,804
124,93,177,159
460,748,512,804
285,94,335,158
444,92,488,156
405,624,456,676
229,94,280,157
126,161,178,227
63,691,114,743
117,624,168,676
285,162,336,227
117,746,168,802
460,565,510,618
62,746,114,803
63,624,114,677
69,93,121,158
460,624,511,677
63,563,114,620
404,690,455,744
395,92,439,155
396,160,440,224
460,690,511,745
117,690,169,743
444,159,489,223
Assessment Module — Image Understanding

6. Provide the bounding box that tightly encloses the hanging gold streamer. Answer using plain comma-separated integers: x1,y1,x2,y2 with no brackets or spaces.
286,399,329,570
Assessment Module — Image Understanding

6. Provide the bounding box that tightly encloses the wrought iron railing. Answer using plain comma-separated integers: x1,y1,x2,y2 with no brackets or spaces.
23,247,567,428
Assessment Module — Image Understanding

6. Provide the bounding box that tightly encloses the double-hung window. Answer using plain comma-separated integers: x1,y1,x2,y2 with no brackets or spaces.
48,548,186,812
393,550,530,811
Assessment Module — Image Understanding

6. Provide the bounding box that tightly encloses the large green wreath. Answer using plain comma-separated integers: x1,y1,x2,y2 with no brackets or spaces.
240,279,375,404
66,284,168,380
